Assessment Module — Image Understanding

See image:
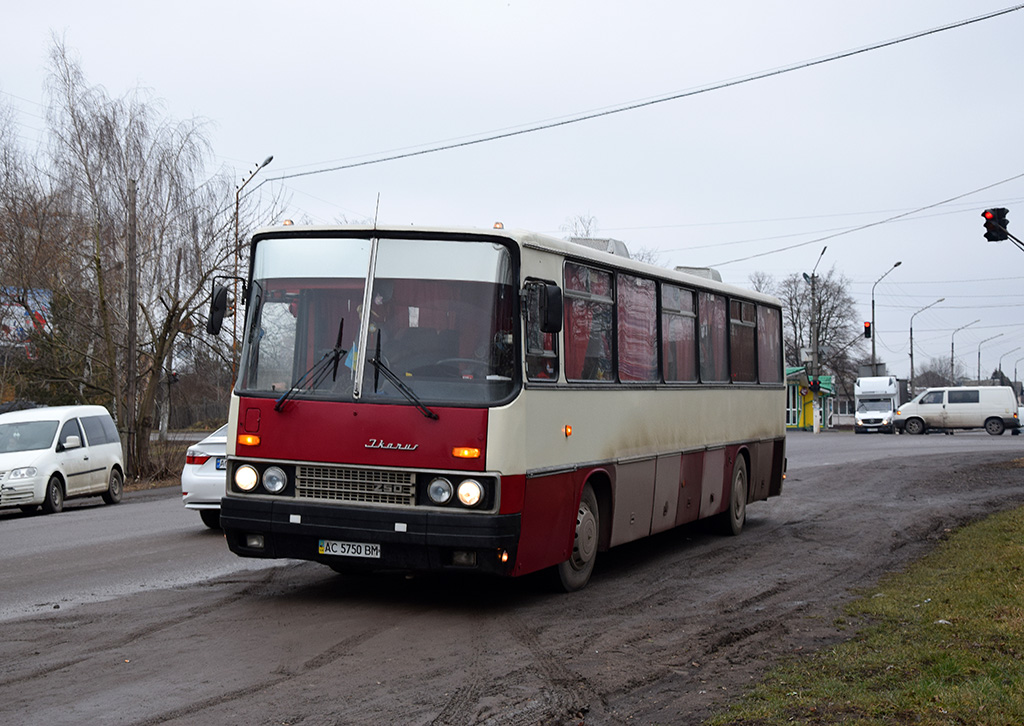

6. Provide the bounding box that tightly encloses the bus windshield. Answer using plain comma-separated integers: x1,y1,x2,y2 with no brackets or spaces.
238,235,518,407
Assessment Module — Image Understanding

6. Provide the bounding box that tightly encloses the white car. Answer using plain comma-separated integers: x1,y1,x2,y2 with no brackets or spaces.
0,405,125,514
181,424,228,528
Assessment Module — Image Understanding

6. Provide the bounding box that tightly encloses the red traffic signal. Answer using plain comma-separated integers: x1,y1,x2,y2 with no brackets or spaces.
864,321,872,339
983,208,1009,241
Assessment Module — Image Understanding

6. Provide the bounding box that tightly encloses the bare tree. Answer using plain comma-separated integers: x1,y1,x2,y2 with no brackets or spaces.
561,214,598,238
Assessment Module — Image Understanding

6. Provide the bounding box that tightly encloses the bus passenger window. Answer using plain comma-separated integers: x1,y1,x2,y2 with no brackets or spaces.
564,263,614,382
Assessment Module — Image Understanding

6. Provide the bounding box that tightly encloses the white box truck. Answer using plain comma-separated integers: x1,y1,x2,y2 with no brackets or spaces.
854,376,901,434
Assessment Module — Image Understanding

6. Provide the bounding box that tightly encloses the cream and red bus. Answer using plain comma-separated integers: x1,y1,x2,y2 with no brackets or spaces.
210,224,786,591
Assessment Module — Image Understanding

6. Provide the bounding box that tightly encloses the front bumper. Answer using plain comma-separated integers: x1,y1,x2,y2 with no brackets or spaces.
220,496,521,575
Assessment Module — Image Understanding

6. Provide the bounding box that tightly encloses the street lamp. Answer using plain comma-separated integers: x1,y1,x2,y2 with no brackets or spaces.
978,333,1004,382
909,297,944,393
232,155,274,381
870,260,902,374
1014,355,1024,402
950,319,980,384
998,347,1020,385
802,246,827,434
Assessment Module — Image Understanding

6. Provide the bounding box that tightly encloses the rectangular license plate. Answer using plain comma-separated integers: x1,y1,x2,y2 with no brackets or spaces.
215,457,226,470
318,540,381,559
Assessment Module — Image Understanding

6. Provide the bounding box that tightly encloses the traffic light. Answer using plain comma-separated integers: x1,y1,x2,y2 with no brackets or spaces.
864,321,872,339
983,208,1009,241
809,379,821,393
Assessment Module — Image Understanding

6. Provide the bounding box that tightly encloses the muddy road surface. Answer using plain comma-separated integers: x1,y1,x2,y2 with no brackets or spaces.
2,432,1023,725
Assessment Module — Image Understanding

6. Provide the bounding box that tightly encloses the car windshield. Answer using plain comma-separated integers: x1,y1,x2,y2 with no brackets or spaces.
238,234,518,408
858,399,893,412
0,421,58,453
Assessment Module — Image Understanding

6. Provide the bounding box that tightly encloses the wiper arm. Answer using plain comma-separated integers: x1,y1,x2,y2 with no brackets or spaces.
274,320,346,411
368,332,439,420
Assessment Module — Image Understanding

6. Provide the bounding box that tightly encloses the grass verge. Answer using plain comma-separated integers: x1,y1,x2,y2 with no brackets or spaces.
709,504,1024,725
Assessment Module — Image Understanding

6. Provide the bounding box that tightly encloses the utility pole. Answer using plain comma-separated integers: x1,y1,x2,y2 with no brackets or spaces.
126,179,138,479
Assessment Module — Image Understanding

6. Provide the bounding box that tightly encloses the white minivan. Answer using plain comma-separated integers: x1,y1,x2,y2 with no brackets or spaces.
0,405,125,514
894,386,1020,436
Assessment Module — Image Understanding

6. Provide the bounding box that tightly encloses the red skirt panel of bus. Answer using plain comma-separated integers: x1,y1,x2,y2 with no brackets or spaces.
235,397,488,472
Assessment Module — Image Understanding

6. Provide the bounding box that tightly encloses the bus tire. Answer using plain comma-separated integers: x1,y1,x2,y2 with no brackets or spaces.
555,484,599,592
720,458,747,536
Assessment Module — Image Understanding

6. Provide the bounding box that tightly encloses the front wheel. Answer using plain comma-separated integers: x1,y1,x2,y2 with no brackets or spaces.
985,418,1006,436
555,484,599,592
102,469,123,504
904,418,926,435
41,476,64,514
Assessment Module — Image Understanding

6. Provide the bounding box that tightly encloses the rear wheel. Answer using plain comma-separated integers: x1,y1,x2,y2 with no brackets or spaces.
720,458,747,536
199,509,221,529
905,418,926,435
41,476,64,514
101,469,123,504
985,417,1006,436
555,484,599,592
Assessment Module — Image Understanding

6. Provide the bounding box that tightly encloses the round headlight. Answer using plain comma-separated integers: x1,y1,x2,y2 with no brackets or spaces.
235,465,259,492
427,477,453,504
263,466,287,494
457,479,484,507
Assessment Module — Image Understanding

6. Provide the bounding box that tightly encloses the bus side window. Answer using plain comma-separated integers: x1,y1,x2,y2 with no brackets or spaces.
525,282,559,381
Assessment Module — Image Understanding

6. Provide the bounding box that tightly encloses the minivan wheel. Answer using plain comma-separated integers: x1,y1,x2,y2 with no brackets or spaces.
985,418,1005,436
41,476,64,514
905,418,926,436
102,469,123,504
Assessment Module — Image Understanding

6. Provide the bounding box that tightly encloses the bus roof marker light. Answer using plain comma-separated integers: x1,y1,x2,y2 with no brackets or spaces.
493,222,504,229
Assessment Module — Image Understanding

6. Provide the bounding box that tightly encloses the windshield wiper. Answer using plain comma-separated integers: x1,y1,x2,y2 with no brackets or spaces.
368,332,439,420
274,320,346,411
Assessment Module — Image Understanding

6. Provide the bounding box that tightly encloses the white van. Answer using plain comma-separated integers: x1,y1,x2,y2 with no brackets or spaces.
0,405,125,514
894,386,1020,435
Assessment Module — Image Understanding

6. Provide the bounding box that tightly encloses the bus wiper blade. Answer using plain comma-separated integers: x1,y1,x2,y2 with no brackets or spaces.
368,335,438,420
274,320,346,412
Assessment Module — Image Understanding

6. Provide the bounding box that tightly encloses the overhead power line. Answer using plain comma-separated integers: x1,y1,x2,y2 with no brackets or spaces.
267,4,1024,185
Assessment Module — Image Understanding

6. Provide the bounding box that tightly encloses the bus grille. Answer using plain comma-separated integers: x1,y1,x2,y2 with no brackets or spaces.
295,465,416,506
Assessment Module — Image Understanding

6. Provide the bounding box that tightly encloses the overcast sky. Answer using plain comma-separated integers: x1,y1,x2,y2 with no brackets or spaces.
3,1,1023,381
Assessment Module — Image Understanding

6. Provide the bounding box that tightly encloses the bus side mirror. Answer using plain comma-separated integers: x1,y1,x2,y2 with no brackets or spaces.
207,284,228,335
540,284,563,334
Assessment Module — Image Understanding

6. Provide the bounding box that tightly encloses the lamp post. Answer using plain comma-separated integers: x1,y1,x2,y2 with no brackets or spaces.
950,319,979,384
998,347,1020,385
802,246,827,434
870,260,902,374
978,333,1005,382
909,297,944,393
232,155,274,381
1014,355,1024,403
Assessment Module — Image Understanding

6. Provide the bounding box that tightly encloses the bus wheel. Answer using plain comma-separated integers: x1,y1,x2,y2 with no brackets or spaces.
555,484,599,592
720,458,747,536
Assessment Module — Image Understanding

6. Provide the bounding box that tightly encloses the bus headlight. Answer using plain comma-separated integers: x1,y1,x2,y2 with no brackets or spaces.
427,477,453,504
457,479,484,507
263,466,287,493
235,465,259,492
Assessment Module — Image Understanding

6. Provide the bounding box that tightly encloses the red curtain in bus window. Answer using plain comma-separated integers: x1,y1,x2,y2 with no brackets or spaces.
757,305,783,383
698,291,728,382
564,263,614,381
617,274,658,381
661,285,697,382
730,300,757,383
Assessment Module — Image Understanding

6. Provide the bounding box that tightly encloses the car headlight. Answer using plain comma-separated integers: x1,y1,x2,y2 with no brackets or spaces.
235,465,259,492
9,467,37,480
427,477,453,504
263,466,287,494
457,479,484,507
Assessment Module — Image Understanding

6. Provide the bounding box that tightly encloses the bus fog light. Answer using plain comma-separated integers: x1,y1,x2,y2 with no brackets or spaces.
457,479,483,507
428,477,453,504
235,465,259,492
452,550,477,567
263,466,287,493
245,534,265,549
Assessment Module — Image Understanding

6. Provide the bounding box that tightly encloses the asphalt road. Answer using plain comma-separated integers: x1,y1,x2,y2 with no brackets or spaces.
1,429,1022,725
